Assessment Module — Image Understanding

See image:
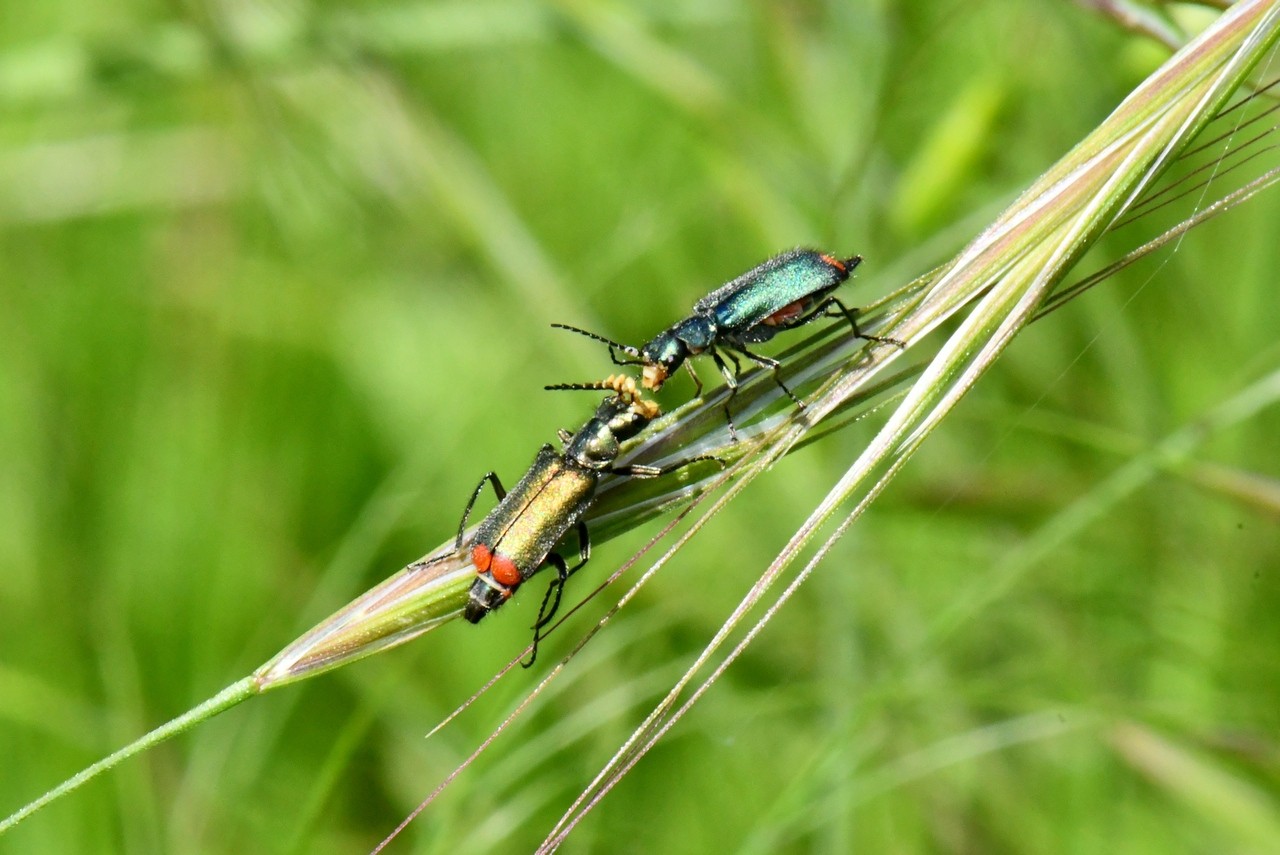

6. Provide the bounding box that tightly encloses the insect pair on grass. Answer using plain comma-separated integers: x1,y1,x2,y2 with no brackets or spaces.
425,248,894,662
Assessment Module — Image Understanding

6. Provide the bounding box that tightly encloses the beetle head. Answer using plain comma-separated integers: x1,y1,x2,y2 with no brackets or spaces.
640,331,685,390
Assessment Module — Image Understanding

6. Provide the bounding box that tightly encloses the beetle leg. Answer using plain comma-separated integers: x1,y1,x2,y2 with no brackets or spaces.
573,517,591,563
455,473,507,550
528,567,564,667
524,532,589,669
413,472,507,573
611,462,663,478
733,344,803,409
532,553,569,633
817,297,905,349
723,348,744,378
709,349,742,441
612,454,727,479
524,554,565,668
682,360,704,398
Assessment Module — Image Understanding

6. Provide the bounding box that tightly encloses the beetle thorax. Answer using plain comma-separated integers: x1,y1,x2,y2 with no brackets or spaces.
568,419,621,470
567,397,649,470
641,316,715,390
669,315,717,352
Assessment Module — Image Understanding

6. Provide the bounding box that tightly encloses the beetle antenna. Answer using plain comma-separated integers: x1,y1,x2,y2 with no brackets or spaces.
545,381,610,391
550,324,643,362
545,374,640,398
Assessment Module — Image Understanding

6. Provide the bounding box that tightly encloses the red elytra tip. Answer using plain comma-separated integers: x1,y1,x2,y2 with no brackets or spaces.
471,543,492,572
819,253,846,272
491,554,521,587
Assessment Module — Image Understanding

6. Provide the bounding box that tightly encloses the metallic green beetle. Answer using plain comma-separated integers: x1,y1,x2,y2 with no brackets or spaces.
424,376,719,664
553,249,892,437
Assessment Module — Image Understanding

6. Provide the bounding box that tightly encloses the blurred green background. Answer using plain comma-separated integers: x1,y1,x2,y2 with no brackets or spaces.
2,1,1278,852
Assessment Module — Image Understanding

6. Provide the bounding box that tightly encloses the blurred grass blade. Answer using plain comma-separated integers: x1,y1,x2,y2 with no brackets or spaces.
928,366,1280,644
1079,0,1187,50
0,680,257,835
1112,721,1280,847
541,2,1280,847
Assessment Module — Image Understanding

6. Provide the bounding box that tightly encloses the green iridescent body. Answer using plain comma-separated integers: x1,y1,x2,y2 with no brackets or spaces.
470,445,595,597
550,249,882,437
693,249,855,343
453,381,665,626
425,378,720,665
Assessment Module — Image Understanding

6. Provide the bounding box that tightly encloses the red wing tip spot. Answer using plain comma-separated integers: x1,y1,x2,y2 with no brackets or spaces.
471,543,492,572
819,253,846,272
492,555,522,587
